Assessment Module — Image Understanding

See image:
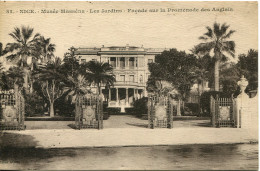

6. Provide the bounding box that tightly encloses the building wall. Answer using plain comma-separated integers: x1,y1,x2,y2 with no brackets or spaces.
74,45,166,110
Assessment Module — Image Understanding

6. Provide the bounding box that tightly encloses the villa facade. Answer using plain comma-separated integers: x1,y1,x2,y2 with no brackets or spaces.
74,45,166,112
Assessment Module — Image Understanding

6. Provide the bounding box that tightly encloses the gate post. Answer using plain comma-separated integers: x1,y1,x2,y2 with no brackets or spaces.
210,96,216,127
147,96,151,128
167,94,173,129
98,96,103,130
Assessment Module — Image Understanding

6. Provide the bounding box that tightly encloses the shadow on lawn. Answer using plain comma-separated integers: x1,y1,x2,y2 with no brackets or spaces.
194,122,212,127
0,132,39,149
126,123,148,128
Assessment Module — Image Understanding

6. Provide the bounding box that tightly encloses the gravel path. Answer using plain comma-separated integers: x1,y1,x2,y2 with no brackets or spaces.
25,115,211,129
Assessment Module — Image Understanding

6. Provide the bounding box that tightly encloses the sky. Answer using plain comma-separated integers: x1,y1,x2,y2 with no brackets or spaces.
0,1,258,62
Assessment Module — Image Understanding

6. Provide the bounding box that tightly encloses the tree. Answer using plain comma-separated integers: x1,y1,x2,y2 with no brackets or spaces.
149,48,197,115
237,49,258,91
219,63,240,97
195,22,236,91
0,42,7,56
37,36,56,63
29,36,56,93
147,62,167,93
6,66,24,91
64,73,92,103
83,61,116,95
35,57,66,117
193,54,214,94
61,51,80,77
4,26,41,92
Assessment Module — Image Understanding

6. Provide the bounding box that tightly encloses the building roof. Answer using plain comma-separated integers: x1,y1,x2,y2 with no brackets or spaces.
74,45,166,55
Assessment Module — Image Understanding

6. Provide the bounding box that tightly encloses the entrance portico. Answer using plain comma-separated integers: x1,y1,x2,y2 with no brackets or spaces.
102,87,145,113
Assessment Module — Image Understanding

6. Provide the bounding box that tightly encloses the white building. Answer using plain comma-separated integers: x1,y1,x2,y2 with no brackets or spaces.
75,45,166,112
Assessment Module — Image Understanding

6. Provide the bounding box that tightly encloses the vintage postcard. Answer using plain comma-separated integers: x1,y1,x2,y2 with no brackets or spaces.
0,1,258,170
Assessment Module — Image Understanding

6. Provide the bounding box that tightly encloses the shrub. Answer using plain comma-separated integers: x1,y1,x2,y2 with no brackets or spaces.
24,93,45,117
184,103,199,116
55,96,75,117
106,108,121,115
132,97,148,117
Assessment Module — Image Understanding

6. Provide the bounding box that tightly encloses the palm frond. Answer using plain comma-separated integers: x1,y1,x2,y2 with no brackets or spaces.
222,41,236,57
220,23,229,36
194,42,215,55
204,26,213,38
21,26,34,43
222,30,236,39
213,22,222,38
5,43,21,53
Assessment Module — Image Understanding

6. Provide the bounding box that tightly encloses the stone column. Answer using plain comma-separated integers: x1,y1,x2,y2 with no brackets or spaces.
126,88,129,106
134,88,136,100
140,89,144,98
116,88,119,105
126,57,128,69
108,88,111,102
134,57,136,69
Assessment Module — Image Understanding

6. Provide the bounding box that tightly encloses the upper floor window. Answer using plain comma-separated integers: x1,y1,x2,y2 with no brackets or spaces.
129,75,134,82
92,59,97,62
139,75,143,83
120,75,125,82
129,57,135,69
110,57,116,67
148,59,153,64
120,57,125,68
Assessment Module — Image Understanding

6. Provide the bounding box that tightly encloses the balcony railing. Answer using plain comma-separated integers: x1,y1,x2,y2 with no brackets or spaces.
115,81,145,86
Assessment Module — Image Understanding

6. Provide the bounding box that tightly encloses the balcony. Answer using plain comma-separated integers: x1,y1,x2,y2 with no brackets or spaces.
114,81,145,87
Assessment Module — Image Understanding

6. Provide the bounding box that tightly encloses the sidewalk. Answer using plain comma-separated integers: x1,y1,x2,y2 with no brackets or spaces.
1,127,258,148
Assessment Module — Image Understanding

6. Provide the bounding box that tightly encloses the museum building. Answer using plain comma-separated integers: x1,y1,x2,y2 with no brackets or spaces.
74,45,166,112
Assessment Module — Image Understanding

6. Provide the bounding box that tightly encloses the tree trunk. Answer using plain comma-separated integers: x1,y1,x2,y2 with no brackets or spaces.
214,51,220,91
23,68,29,93
49,101,55,117
201,80,204,93
29,63,34,93
29,82,33,93
177,99,181,116
97,83,101,95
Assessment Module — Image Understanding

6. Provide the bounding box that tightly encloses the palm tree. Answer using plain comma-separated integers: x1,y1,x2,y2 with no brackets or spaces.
195,22,236,91
38,36,56,63
64,73,92,103
35,57,66,117
0,42,6,56
4,26,40,92
6,66,24,91
83,61,116,95
29,36,55,93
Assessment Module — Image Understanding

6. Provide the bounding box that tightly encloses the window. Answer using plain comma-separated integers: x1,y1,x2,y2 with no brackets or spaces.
148,59,153,64
129,57,134,69
81,59,86,63
120,75,125,82
110,57,116,67
92,59,97,62
120,57,125,68
129,75,134,82
139,75,143,83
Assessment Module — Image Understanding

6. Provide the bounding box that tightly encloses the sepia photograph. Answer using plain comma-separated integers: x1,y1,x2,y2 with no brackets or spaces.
0,1,258,170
